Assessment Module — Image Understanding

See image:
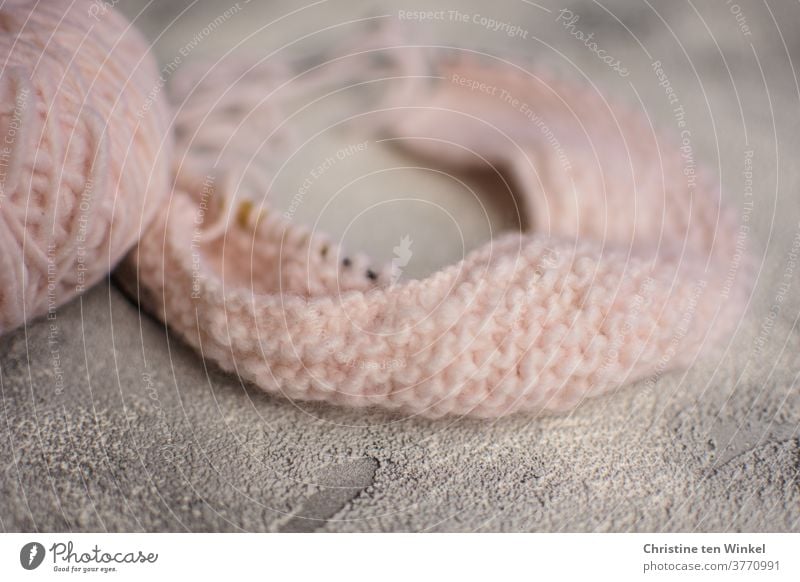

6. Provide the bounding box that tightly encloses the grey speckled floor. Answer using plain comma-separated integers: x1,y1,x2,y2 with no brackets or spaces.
1,0,799,531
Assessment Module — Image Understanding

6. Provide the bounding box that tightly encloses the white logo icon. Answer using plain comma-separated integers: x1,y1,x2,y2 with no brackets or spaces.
390,235,413,287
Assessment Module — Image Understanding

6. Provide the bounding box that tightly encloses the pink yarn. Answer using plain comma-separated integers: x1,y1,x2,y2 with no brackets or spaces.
0,0,171,334
124,47,752,418
0,2,751,417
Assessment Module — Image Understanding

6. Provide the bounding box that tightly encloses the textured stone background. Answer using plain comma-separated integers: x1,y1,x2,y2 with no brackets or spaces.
1,0,798,531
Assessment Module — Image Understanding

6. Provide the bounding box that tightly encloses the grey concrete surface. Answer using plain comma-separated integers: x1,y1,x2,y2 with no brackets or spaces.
1,0,799,531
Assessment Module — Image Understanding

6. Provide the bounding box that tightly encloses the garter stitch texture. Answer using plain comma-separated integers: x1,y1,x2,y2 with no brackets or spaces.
0,0,170,334
124,48,752,418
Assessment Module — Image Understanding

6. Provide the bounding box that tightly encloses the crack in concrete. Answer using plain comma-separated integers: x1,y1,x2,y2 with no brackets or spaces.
278,457,378,533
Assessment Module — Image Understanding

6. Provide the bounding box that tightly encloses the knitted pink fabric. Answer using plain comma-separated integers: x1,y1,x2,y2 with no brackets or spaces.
124,48,751,418
0,0,171,333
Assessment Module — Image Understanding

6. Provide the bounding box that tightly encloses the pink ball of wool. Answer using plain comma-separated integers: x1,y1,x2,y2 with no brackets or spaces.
124,46,753,418
0,0,171,333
